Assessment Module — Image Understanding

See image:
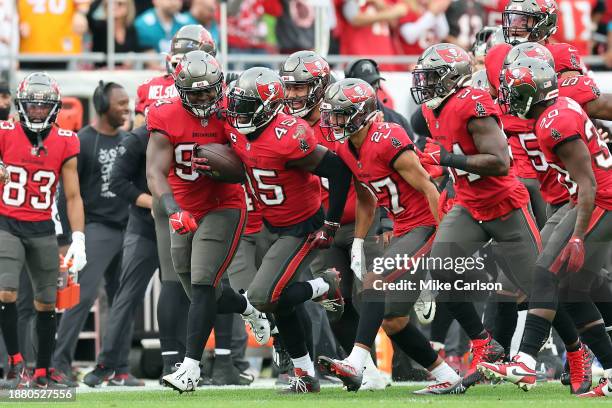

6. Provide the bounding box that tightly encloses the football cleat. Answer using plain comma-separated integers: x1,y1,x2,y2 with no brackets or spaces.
83,364,115,387
0,360,29,389
241,308,270,345
413,379,467,395
578,377,612,398
162,362,201,393
462,333,504,388
566,344,594,394
478,354,537,391
32,371,71,389
313,268,345,322
414,290,436,324
49,369,79,388
361,365,391,390
108,373,145,387
317,356,363,392
278,369,320,394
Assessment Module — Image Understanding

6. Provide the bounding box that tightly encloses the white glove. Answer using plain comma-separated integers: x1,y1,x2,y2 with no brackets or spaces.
64,231,87,276
350,238,366,281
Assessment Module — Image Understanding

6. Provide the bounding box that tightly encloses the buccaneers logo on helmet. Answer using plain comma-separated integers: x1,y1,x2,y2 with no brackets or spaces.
506,67,537,91
303,59,329,77
256,81,284,102
342,84,374,103
437,47,469,64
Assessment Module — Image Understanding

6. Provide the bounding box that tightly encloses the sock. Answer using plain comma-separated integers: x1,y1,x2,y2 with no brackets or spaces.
581,323,612,369
274,309,308,359
516,352,537,370
447,302,486,340
35,311,57,370
388,322,438,369
0,302,19,355
216,282,248,314
185,284,217,361
291,354,315,377
276,282,314,310
430,301,454,344
295,303,314,359
552,306,580,347
354,292,385,347
494,299,518,356
307,277,329,299
519,313,552,358
431,361,460,383
158,281,189,366
213,313,234,352
215,349,231,356
330,301,359,356
345,345,370,372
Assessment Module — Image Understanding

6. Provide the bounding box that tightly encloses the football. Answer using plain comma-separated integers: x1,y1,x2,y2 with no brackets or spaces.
193,143,246,183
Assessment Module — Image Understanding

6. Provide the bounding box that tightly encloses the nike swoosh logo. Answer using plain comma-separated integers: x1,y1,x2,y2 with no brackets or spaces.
584,80,592,85
472,95,483,100
508,368,535,377
421,304,433,320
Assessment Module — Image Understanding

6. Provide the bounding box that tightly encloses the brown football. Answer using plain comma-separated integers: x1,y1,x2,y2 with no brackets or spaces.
193,143,245,183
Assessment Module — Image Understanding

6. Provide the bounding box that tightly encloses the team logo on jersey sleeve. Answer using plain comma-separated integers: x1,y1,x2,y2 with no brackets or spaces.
391,137,402,149
475,102,487,117
550,128,562,141
299,138,310,152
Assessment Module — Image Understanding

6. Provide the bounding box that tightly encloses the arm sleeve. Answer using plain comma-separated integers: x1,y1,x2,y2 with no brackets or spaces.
55,184,72,244
312,150,352,224
109,133,146,205
399,12,437,44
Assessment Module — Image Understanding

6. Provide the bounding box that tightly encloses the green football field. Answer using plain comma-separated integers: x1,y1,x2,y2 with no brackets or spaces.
9,383,610,408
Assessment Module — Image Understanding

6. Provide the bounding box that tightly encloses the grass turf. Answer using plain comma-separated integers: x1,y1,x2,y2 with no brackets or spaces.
8,383,610,408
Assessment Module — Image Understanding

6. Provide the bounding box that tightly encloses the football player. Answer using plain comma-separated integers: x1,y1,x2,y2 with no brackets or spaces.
413,43,542,388
315,78,466,395
134,24,216,128
0,73,86,388
146,51,270,393
478,57,612,398
279,50,389,390
217,67,352,393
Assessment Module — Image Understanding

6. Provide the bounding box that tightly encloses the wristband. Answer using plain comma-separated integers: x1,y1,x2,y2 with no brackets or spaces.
353,237,364,248
160,193,181,216
441,153,468,170
71,231,85,243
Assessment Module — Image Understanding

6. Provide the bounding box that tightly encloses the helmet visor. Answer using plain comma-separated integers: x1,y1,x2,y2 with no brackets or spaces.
177,81,222,118
320,104,358,141
502,11,541,44
227,92,261,130
410,67,446,105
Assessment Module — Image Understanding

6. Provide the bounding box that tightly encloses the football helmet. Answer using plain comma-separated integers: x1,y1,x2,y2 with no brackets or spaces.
174,50,223,118
472,26,498,57
15,72,62,133
226,67,285,134
411,43,472,109
504,42,555,69
167,25,217,74
319,78,378,142
502,0,558,45
500,57,558,119
280,50,330,118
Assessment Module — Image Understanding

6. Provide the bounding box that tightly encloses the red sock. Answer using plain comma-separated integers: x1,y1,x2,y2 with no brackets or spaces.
34,368,47,378
9,353,23,365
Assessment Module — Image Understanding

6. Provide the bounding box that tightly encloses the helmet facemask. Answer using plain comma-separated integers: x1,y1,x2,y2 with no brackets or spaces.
319,102,377,142
411,66,456,109
284,78,325,118
176,76,223,118
502,10,554,45
227,89,283,135
16,99,61,133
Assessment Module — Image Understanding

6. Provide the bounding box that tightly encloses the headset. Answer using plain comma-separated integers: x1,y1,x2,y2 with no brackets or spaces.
92,80,117,114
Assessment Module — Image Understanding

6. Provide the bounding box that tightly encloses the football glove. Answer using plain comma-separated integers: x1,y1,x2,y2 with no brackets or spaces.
420,138,450,166
308,220,340,249
64,231,87,274
550,236,585,274
169,211,198,235
350,237,366,281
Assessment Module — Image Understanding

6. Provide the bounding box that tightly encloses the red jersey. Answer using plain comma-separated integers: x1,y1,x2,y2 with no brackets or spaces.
228,113,322,228
422,87,529,221
314,119,357,225
397,10,442,56
135,75,177,115
336,122,436,237
243,185,263,235
557,74,600,108
0,122,79,222
146,98,244,221
504,115,538,180
551,0,596,56
536,97,612,210
546,43,587,75
335,0,399,71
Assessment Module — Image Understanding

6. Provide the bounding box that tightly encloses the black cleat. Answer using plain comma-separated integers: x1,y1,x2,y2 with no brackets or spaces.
0,361,29,389
83,364,115,388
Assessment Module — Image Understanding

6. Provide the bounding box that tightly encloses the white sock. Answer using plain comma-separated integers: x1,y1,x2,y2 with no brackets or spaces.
215,348,231,356
345,346,369,373
181,357,200,370
431,362,460,383
308,277,329,299
291,354,315,377
517,352,536,370
241,293,256,316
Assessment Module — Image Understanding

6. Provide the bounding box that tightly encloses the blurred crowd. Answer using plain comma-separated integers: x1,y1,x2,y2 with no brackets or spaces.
3,0,612,71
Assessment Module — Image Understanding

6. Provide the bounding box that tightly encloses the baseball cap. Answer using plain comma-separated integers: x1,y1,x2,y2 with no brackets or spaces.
344,59,384,85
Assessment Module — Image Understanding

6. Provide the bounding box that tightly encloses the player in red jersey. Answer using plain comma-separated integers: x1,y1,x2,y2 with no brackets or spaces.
146,51,270,393
412,43,542,388
315,78,467,395
280,51,389,390
478,58,612,398
220,67,352,393
551,0,597,56
134,24,216,127
0,73,86,389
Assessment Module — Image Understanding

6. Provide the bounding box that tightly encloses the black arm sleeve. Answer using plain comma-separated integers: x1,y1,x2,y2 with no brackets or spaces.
55,184,72,246
312,150,352,224
109,130,147,205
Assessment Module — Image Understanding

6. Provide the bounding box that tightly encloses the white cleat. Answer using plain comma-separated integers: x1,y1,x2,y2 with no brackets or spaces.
162,362,200,393
414,290,436,325
242,310,271,345
361,366,391,390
